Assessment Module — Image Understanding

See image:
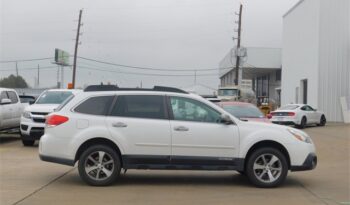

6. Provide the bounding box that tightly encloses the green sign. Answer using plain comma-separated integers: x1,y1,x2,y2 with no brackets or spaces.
55,49,69,66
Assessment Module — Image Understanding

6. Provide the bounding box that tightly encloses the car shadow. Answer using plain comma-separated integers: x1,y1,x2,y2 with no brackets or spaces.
63,171,302,188
0,135,20,144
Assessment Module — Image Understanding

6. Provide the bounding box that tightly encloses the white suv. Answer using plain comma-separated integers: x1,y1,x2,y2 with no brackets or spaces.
39,85,317,187
20,89,80,146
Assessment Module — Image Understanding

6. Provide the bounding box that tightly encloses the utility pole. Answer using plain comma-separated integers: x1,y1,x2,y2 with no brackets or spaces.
15,62,18,76
194,70,197,85
234,4,243,86
72,9,83,88
37,64,40,88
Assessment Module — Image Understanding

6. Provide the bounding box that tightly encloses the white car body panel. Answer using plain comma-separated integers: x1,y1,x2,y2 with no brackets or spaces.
271,104,325,126
0,88,24,130
39,90,316,169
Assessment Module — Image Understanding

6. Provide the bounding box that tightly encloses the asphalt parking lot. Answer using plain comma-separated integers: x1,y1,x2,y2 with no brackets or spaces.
0,123,349,205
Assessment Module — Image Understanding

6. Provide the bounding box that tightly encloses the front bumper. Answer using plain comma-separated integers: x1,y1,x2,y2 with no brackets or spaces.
291,153,317,171
20,116,45,140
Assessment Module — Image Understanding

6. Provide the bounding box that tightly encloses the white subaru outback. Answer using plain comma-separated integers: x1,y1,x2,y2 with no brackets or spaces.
39,85,317,187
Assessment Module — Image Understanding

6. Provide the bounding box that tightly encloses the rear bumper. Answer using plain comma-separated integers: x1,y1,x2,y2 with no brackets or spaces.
271,121,296,125
291,153,317,171
39,154,75,166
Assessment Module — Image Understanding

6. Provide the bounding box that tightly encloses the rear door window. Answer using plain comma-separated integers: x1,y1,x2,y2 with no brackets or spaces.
0,91,8,101
110,95,166,120
75,96,114,115
7,91,18,104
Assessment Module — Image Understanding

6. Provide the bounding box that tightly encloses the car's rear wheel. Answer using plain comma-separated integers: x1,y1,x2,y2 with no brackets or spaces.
78,145,121,186
317,115,326,126
246,147,288,188
22,139,35,146
298,117,307,129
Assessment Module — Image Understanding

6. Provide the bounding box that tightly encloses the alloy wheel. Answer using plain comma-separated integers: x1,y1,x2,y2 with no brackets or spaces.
253,154,282,183
84,151,115,181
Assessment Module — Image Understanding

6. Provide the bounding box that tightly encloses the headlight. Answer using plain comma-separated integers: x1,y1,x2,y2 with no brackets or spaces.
287,128,312,143
22,111,31,119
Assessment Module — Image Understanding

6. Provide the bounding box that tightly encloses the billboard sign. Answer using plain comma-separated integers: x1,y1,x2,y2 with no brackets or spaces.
55,49,69,66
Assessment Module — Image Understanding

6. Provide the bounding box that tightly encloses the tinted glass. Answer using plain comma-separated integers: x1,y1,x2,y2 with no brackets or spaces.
7,91,18,103
170,96,221,123
36,91,73,104
223,105,264,118
305,106,314,111
75,96,114,115
111,95,166,119
218,89,238,96
0,91,8,101
280,105,299,110
19,96,35,103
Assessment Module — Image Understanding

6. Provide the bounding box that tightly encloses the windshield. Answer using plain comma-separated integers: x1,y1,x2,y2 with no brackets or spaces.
218,89,238,96
223,105,264,118
36,91,73,104
279,105,299,110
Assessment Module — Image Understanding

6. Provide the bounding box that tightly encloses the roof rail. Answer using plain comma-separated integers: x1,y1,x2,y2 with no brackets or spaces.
83,85,188,94
84,85,118,92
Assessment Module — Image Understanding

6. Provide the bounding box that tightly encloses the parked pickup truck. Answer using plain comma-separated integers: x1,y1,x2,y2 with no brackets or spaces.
0,88,26,131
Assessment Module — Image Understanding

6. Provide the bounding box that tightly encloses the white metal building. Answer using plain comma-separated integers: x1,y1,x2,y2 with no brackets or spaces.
219,47,282,105
281,0,350,122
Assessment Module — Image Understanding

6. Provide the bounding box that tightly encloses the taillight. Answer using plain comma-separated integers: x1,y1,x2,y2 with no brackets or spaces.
46,114,69,127
287,112,295,116
270,112,275,116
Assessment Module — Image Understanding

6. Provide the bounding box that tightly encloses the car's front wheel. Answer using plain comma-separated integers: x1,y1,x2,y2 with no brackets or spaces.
78,145,121,186
246,147,288,188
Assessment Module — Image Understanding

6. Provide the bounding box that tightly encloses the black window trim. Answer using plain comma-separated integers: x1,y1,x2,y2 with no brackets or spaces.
107,94,170,120
72,95,117,116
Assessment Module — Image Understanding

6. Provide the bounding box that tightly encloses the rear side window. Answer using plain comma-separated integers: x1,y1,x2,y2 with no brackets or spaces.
7,91,18,104
0,91,8,100
75,96,114,115
110,95,166,119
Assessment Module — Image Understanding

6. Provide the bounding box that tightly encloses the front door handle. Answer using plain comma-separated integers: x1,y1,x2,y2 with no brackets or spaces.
174,126,189,131
112,122,127,128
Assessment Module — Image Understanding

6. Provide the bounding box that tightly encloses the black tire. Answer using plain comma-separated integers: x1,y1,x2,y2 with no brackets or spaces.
22,139,35,146
317,115,326,126
246,147,288,188
78,145,121,186
298,116,307,129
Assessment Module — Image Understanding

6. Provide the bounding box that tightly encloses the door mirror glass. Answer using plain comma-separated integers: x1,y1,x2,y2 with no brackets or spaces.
220,114,234,125
0,98,11,105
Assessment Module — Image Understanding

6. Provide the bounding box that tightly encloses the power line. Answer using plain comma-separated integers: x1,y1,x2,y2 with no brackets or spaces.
0,66,57,72
0,57,53,63
78,65,219,77
78,56,232,72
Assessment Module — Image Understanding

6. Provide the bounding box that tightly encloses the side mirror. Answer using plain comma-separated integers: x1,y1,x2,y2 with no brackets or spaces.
0,98,12,105
220,114,234,125
314,109,317,111
266,114,272,119
29,100,35,105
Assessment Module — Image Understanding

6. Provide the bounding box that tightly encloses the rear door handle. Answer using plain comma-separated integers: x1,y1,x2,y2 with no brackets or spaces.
112,122,127,128
174,126,189,131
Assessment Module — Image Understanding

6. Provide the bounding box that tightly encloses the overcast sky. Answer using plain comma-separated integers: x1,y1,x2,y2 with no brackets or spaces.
0,0,298,89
